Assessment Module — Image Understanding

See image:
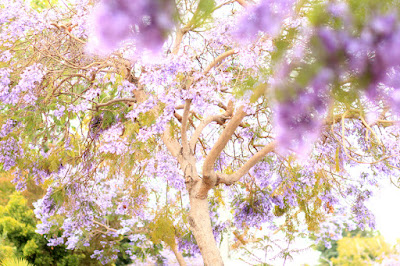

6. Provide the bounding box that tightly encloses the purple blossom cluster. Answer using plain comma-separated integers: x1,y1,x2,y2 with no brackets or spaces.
0,137,23,171
1,64,46,106
90,0,176,53
269,4,400,157
117,80,137,97
233,193,274,229
0,0,46,42
53,104,66,119
98,123,128,155
316,9,400,114
275,68,334,156
154,151,185,190
0,68,11,105
33,186,56,234
0,119,17,138
235,0,296,41
126,96,157,120
30,161,157,262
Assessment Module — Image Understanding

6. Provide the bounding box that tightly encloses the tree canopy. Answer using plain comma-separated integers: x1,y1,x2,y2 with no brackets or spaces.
1,0,400,265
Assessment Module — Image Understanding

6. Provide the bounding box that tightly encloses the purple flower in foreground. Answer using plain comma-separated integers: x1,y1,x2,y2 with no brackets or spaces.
235,0,296,41
382,67,400,116
91,0,175,53
275,68,333,157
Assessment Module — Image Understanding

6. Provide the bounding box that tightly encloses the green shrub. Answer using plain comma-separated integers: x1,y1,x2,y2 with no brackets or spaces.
0,257,33,266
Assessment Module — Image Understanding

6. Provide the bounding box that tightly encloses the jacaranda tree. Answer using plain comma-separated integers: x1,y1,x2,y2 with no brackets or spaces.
1,0,400,265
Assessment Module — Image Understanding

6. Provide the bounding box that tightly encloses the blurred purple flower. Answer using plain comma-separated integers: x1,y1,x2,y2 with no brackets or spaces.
91,0,175,53
275,68,333,157
235,0,296,41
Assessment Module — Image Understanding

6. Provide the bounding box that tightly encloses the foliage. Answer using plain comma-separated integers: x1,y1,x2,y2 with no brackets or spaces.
0,257,32,266
314,228,374,264
314,228,400,265
332,235,398,265
1,0,400,264
0,192,88,265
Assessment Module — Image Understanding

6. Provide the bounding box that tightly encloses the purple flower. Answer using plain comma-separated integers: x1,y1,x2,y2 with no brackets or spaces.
53,104,66,119
275,68,333,157
318,27,341,53
90,0,175,53
382,67,400,115
235,0,296,41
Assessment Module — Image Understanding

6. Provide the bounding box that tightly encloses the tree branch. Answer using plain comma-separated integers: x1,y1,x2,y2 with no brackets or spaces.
217,109,397,186
162,126,182,158
171,239,187,266
218,141,276,185
197,106,246,198
172,26,190,54
189,101,234,152
189,114,226,151
95,98,136,108
92,219,147,234
181,99,192,154
235,0,248,7
203,49,236,75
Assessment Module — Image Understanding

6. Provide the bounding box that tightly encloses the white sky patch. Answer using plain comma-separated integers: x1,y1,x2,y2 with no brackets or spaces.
368,182,400,245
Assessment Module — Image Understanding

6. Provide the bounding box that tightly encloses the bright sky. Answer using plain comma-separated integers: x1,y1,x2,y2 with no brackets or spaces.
368,182,400,245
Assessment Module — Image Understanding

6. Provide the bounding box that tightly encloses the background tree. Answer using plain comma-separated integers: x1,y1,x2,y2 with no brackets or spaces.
1,0,400,265
314,228,377,265
0,192,86,265
314,228,400,266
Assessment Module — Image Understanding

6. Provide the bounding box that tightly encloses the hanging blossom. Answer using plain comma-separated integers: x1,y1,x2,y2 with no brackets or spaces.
317,9,400,114
53,104,66,119
271,6,400,156
2,63,46,106
382,68,400,116
235,0,296,41
0,0,46,42
98,123,128,155
0,138,24,172
0,68,11,105
274,68,334,157
89,0,176,53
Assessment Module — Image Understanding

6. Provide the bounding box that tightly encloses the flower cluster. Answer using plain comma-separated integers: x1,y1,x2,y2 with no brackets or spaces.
1,64,46,106
275,68,333,156
235,0,296,41
90,0,176,53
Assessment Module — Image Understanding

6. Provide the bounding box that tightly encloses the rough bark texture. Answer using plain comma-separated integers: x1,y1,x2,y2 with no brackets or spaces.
182,155,224,265
188,189,224,266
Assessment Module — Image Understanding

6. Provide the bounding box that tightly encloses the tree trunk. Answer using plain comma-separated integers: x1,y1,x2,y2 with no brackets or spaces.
188,193,224,265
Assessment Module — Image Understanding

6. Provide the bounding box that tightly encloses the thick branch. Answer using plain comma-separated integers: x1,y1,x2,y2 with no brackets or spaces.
189,101,234,151
189,114,226,151
203,106,245,176
197,106,246,198
172,27,190,54
161,20,189,159
203,49,236,75
218,141,276,185
235,0,248,7
95,98,136,108
162,126,182,158
171,240,187,266
181,99,192,154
